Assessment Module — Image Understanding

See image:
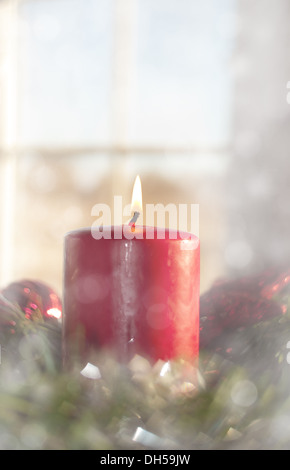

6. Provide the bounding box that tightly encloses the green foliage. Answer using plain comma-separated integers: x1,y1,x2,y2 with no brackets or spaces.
1,293,290,450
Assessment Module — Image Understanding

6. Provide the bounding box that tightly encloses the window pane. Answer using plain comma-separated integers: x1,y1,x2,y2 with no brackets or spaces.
130,0,235,146
19,0,113,147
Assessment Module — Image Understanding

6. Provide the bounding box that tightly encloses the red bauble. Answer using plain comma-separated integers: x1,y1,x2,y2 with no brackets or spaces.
1,280,62,322
200,267,290,349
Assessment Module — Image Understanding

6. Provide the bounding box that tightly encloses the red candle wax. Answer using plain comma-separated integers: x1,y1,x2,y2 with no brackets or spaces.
63,225,200,366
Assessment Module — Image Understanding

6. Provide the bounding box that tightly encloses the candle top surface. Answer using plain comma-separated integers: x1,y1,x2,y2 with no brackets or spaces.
65,225,199,243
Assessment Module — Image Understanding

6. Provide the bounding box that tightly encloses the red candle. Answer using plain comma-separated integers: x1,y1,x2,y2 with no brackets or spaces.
63,181,200,366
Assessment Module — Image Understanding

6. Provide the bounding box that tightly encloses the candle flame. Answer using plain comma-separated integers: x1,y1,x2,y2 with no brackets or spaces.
131,175,143,214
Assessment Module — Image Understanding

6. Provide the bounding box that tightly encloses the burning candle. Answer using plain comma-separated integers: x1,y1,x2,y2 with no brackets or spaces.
63,177,200,366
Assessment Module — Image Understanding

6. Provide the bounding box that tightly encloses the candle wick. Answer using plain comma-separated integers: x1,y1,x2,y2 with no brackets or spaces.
129,211,140,230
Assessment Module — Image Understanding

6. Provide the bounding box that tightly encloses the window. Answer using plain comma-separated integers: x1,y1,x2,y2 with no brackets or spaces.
0,0,236,293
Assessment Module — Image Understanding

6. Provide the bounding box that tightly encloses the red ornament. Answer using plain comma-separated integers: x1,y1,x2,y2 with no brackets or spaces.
1,280,62,322
200,267,290,349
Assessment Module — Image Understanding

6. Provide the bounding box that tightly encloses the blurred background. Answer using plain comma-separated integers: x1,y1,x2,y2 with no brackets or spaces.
0,0,289,296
